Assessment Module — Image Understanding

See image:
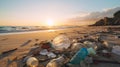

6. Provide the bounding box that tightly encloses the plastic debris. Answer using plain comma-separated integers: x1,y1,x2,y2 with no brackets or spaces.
69,48,88,64
102,50,108,53
112,46,120,55
84,56,93,64
102,41,109,48
39,49,48,55
87,47,96,55
84,41,97,50
80,61,87,67
72,39,78,43
26,57,39,67
23,56,31,63
70,43,82,52
41,41,52,49
46,55,66,67
101,50,111,57
47,52,56,58
52,35,70,51
5,29,120,67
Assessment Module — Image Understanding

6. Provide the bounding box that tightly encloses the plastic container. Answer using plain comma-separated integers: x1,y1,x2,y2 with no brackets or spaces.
26,57,39,67
52,35,70,51
69,48,88,64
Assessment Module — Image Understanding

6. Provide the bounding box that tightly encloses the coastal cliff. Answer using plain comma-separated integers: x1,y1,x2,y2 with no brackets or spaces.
92,10,120,26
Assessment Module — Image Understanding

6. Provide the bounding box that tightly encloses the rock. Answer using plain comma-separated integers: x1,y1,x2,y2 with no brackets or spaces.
92,10,120,26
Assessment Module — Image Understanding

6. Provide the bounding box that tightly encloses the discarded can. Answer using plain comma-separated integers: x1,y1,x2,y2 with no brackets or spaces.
26,57,39,67
69,48,88,64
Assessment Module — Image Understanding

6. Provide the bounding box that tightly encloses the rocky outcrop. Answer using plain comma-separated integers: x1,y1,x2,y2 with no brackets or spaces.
93,10,120,26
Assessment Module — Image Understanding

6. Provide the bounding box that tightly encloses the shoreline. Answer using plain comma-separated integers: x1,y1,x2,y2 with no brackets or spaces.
0,26,80,36
0,28,70,36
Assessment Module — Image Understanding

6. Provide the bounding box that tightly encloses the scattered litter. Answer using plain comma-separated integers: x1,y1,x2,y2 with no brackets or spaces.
52,35,71,51
72,39,78,43
102,50,108,53
41,41,52,49
46,55,66,67
87,47,96,55
69,48,88,64
26,57,39,67
47,52,56,58
112,46,120,55
4,33,120,67
84,56,93,64
39,49,48,55
84,41,97,50
102,41,109,48
70,43,82,53
20,40,32,47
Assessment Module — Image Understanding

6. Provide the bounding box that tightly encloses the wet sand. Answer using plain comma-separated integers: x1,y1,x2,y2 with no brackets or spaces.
0,26,120,67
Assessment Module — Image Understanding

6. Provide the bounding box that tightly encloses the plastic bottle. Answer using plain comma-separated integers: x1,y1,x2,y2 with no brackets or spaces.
69,48,88,64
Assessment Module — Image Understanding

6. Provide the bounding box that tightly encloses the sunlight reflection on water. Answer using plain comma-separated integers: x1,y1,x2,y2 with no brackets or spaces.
0,29,60,36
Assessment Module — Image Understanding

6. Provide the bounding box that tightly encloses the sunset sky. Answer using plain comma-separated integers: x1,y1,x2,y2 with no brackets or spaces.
0,0,120,26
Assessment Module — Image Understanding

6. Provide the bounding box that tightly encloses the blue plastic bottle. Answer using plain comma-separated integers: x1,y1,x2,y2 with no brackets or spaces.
69,48,88,64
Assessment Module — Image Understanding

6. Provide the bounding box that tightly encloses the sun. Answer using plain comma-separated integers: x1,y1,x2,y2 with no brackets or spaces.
46,19,54,26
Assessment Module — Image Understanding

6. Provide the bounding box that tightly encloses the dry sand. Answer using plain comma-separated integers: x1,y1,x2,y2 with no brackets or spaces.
0,26,120,67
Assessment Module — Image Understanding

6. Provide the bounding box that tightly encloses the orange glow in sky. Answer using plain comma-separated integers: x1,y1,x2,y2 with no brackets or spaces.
0,0,119,26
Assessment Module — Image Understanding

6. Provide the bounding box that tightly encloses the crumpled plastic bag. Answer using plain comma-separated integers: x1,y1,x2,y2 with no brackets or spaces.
52,35,70,51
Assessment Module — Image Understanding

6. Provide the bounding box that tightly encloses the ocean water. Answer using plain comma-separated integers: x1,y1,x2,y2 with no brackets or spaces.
0,26,47,33
0,26,78,35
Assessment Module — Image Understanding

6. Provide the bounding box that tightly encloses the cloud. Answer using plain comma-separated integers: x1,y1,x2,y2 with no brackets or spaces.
71,7,120,23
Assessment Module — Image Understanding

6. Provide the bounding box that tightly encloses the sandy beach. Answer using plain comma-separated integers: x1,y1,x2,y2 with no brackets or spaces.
0,26,120,67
